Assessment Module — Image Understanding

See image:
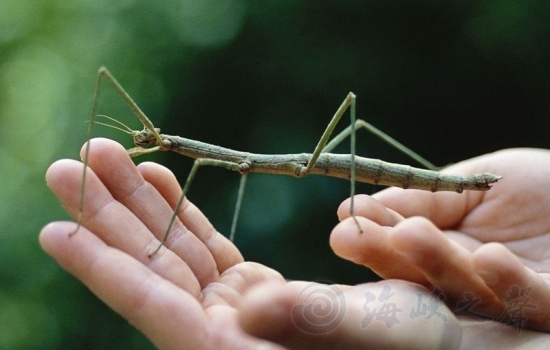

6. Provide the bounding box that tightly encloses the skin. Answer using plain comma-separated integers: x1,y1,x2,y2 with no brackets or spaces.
333,148,550,332
40,139,550,349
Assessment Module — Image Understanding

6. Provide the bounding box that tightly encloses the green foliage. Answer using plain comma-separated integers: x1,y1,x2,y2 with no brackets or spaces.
0,0,549,348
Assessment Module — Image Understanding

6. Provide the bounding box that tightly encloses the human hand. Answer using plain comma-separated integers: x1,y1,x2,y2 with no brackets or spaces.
44,138,550,349
332,148,550,334
42,139,550,348
40,138,470,349
41,138,286,349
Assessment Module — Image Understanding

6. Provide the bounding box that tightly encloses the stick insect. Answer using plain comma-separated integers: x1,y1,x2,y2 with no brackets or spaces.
74,67,502,256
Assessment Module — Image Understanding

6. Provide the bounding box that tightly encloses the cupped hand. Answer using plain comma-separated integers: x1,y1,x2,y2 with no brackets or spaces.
332,148,550,332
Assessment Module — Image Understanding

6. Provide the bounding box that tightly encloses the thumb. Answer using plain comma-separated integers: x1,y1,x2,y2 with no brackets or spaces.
239,280,462,350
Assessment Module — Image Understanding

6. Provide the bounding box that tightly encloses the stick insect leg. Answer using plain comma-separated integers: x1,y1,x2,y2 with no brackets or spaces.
316,98,438,232
73,67,164,236
229,174,247,242
149,158,243,257
323,119,438,171
303,92,362,232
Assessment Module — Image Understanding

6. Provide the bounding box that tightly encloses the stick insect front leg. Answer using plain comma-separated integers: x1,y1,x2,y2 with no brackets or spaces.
76,67,250,256
73,67,167,237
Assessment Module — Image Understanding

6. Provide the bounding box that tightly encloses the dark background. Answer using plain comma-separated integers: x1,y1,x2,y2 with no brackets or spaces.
1,0,549,348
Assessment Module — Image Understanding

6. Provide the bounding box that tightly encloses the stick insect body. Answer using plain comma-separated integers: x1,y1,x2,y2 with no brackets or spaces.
75,67,502,256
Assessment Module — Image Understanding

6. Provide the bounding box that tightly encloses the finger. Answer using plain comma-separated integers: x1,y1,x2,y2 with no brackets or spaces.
337,194,404,226
39,222,208,350
48,142,208,292
80,138,220,288
201,262,286,309
388,217,502,312
375,149,550,242
330,217,426,281
371,152,504,229
373,187,482,229
137,161,244,274
473,243,550,332
239,280,461,350
46,157,202,294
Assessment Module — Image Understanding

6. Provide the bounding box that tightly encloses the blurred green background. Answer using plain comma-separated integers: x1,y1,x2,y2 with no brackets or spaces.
1,0,549,348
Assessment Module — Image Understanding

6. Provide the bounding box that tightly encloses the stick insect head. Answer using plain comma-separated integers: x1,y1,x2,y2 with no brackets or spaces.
93,114,162,148
134,127,162,147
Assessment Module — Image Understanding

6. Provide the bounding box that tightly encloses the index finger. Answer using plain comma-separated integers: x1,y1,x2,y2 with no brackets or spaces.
369,151,505,229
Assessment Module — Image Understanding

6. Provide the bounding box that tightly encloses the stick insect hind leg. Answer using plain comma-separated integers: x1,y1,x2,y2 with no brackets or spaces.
300,92,363,232
286,89,438,234
301,92,441,234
